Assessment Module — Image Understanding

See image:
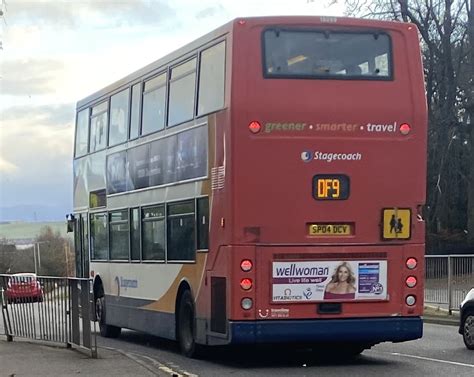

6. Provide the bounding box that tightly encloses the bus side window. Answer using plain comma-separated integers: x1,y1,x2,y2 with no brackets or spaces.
167,201,195,261
90,102,108,152
109,89,129,147
129,83,141,140
168,59,196,127
197,197,209,250
130,208,141,261
109,210,129,260
198,41,225,116
75,109,89,157
90,213,108,260
142,206,165,261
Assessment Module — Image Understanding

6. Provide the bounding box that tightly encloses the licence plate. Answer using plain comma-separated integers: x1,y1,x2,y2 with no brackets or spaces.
308,223,352,236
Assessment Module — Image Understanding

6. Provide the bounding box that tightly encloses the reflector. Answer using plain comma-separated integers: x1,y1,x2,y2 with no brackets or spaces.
406,295,416,306
241,298,252,309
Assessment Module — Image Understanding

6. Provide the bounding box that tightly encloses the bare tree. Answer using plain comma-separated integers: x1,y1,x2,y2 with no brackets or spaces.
465,0,474,243
34,226,75,277
0,238,15,273
345,0,473,249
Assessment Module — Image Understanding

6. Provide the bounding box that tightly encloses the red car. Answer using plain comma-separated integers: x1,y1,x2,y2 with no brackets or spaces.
6,273,43,303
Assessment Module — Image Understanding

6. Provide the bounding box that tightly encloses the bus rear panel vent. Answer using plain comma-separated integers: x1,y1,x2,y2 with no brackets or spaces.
211,277,227,333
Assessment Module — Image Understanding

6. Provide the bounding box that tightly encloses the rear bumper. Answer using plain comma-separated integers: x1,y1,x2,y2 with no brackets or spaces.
229,316,422,344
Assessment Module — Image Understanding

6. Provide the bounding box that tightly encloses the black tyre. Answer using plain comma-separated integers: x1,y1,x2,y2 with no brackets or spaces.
462,313,474,350
341,344,366,357
313,343,367,359
177,290,198,357
95,291,121,338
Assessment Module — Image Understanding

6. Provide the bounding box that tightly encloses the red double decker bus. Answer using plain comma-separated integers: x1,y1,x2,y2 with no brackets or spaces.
73,16,427,357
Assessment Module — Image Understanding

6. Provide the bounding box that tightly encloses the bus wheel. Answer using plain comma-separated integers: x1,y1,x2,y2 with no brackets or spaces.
312,343,366,359
95,292,121,338
177,290,197,357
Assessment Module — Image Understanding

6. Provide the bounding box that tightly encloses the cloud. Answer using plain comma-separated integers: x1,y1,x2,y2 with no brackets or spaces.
0,104,74,180
1,103,75,129
196,5,226,19
1,59,66,96
0,157,18,174
0,103,74,207
0,0,347,214
9,0,176,29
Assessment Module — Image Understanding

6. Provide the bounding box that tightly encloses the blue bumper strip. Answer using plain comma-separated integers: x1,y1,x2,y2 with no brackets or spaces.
229,317,423,344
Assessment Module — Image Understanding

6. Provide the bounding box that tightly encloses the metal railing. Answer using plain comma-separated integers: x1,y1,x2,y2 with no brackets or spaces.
0,274,97,358
0,256,472,353
425,255,474,313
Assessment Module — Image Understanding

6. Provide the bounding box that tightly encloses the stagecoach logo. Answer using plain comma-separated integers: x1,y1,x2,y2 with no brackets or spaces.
301,151,312,162
301,150,363,162
115,276,138,296
258,308,290,319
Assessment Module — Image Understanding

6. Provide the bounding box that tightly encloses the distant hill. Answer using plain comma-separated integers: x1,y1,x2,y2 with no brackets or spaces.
0,221,70,242
0,205,71,222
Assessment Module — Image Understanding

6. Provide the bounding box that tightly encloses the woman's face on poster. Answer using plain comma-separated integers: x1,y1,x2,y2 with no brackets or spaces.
337,266,350,282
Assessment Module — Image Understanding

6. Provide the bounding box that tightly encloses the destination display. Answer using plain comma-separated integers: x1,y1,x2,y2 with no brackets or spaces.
312,174,350,200
107,125,208,194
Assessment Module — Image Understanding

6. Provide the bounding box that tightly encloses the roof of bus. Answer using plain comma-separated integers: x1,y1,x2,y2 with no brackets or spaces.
76,16,414,109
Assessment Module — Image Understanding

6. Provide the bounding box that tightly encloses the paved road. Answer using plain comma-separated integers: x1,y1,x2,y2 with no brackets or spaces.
96,323,473,376
2,302,472,377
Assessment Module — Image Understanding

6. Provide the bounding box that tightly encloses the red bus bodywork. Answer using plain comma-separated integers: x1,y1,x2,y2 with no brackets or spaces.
200,17,426,348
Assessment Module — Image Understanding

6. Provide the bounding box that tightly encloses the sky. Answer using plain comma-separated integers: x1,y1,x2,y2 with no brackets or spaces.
0,0,346,220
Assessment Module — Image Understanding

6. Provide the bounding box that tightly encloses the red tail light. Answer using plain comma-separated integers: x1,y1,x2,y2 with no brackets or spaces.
406,276,417,288
240,259,253,272
240,278,253,290
399,123,411,135
406,258,417,270
249,121,261,134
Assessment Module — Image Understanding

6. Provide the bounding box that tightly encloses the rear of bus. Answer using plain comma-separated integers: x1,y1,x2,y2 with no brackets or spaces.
226,17,427,349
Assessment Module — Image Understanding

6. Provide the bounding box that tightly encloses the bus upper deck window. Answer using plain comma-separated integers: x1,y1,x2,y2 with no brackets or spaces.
263,29,392,80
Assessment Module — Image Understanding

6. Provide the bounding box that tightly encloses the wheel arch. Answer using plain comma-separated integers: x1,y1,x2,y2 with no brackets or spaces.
175,280,193,336
462,304,474,321
93,275,104,299
460,304,474,334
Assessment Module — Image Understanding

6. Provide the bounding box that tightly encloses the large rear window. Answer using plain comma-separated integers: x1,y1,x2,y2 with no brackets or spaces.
263,28,392,80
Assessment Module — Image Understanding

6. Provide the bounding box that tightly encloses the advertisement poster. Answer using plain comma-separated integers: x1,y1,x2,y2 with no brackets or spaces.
272,260,387,302
106,125,207,194
106,151,128,194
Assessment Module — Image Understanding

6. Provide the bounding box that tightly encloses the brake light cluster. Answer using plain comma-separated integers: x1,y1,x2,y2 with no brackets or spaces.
405,257,418,306
240,259,254,310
